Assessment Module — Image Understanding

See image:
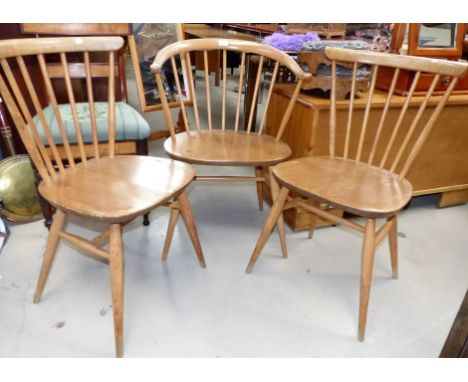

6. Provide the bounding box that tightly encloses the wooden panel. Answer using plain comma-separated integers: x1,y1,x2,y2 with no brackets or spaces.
21,23,131,36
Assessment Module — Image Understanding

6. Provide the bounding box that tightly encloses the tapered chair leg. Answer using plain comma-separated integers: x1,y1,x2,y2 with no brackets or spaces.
33,209,67,304
268,167,288,258
255,166,264,212
246,186,290,273
358,218,376,342
108,223,124,358
177,191,206,268
307,200,321,239
161,207,180,261
387,215,398,279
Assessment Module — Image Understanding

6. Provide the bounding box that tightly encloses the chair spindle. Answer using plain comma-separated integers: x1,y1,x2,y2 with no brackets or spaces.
222,49,227,130
275,80,303,142
15,56,65,172
356,65,379,162
83,51,100,159
171,56,189,132
368,67,400,165
234,52,246,132
61,52,87,163
107,51,115,158
379,71,421,169
258,61,279,136
1,58,56,176
329,60,337,158
38,53,76,168
0,70,52,183
203,50,212,131
185,52,200,132
246,55,264,133
343,62,358,159
390,73,440,173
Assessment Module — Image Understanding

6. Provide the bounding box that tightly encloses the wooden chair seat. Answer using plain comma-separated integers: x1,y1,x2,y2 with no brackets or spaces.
164,130,292,166
274,156,413,218
38,155,195,223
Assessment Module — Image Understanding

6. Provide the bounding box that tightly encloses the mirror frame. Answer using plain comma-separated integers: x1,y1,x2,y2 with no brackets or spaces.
407,23,465,58
128,23,192,112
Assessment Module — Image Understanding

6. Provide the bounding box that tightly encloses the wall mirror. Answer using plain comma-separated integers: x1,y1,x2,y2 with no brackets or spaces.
128,23,191,112
408,23,465,58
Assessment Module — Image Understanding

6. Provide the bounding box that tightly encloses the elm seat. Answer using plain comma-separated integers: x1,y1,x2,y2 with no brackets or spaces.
33,101,151,144
164,130,292,166
273,157,413,218
38,156,195,223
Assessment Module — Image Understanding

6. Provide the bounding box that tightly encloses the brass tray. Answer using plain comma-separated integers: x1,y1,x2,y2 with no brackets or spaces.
0,155,43,223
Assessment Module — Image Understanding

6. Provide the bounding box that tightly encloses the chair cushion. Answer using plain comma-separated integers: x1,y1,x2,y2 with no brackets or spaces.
32,102,151,144
273,156,413,218
164,130,292,166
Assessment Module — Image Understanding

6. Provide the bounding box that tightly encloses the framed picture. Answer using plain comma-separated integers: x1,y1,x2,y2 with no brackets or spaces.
128,23,191,112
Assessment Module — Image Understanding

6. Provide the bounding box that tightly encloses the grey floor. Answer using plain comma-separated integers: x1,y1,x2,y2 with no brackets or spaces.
0,61,467,358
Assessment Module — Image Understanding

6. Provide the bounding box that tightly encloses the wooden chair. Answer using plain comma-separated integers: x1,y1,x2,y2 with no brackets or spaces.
0,36,206,357
152,38,311,260
245,47,468,341
18,24,152,229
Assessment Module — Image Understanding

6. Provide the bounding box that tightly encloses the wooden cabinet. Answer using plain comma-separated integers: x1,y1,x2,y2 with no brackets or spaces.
265,85,468,230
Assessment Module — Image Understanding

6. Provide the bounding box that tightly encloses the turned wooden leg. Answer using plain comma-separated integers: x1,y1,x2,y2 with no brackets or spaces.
33,209,67,303
108,223,124,358
358,218,376,342
161,207,180,261
268,167,288,258
246,186,290,273
177,191,206,268
307,200,321,239
387,215,398,279
255,166,264,212
32,161,54,230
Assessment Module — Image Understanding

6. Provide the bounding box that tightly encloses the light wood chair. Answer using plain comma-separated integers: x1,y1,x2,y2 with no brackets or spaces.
245,47,468,341
0,36,206,357
17,24,152,229
152,38,311,260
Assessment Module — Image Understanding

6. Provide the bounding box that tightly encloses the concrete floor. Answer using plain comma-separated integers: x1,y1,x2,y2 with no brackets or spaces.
0,59,467,358
0,144,467,357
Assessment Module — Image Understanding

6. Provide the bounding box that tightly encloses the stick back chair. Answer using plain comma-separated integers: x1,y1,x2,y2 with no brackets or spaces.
245,47,468,341
0,36,206,357
152,38,311,260
16,27,152,228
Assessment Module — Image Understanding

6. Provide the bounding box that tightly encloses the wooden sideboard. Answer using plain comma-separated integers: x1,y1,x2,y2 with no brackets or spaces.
265,85,468,231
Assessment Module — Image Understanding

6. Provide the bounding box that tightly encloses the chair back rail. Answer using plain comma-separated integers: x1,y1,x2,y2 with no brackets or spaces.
0,37,124,184
151,38,310,142
325,47,468,180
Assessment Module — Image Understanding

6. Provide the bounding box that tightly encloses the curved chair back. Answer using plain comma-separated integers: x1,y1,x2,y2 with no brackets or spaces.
0,36,125,185
152,38,311,141
324,47,468,179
